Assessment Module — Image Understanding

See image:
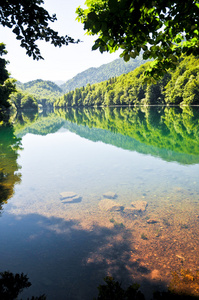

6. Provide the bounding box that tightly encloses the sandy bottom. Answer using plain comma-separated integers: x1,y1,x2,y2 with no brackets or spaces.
7,184,199,297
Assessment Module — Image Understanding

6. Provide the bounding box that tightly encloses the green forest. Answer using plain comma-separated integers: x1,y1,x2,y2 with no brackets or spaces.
1,50,199,113
1,52,199,112
13,56,147,108
54,55,199,108
16,79,63,107
60,56,149,93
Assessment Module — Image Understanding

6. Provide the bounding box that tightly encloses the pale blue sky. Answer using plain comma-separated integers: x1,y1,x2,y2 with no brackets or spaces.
1,0,120,83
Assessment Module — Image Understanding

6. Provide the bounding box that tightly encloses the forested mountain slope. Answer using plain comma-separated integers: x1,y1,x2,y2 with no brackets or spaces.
15,56,147,105
60,56,147,93
54,55,199,107
16,79,63,106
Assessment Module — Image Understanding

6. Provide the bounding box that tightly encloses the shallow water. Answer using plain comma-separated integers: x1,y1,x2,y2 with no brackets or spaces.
0,106,199,299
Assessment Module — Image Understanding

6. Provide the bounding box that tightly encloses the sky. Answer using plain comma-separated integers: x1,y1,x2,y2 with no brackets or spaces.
0,0,120,83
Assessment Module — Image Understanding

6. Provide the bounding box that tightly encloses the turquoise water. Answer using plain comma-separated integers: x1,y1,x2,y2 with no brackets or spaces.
0,106,199,299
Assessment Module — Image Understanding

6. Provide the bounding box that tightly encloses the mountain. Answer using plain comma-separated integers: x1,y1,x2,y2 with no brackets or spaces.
16,79,63,105
16,56,149,104
60,56,148,93
55,54,199,107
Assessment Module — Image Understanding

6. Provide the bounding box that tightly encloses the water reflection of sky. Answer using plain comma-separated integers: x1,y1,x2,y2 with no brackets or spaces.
1,124,199,299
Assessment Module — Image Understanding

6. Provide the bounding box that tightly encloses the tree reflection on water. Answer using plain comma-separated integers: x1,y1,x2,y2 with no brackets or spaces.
0,121,22,212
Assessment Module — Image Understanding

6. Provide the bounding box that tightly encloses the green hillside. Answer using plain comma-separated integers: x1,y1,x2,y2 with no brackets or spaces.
60,56,148,93
16,79,63,106
55,55,199,107
15,56,147,106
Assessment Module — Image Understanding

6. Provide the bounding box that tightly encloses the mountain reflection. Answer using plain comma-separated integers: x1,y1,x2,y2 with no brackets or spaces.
12,106,199,165
56,106,199,165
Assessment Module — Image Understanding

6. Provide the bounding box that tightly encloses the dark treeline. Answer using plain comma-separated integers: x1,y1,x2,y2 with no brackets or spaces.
1,271,198,300
54,55,199,108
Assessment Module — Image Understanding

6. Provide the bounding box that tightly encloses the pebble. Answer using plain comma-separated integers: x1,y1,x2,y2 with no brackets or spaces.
176,254,185,261
147,219,158,224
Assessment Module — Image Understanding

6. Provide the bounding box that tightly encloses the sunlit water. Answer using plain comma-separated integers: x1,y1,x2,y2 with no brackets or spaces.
0,106,199,299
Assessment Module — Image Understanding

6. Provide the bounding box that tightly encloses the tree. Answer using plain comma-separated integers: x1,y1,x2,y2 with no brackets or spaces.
0,0,79,60
145,83,162,104
94,276,145,300
182,75,199,105
21,94,38,109
0,271,46,300
9,91,23,109
10,91,39,110
0,43,16,109
76,0,199,79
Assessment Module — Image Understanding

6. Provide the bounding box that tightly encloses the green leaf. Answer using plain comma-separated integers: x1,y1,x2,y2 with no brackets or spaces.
130,51,136,58
143,50,151,60
92,43,99,50
87,12,98,21
16,36,23,40
124,53,130,61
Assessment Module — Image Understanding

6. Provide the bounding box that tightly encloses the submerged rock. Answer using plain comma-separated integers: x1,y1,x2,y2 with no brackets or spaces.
123,200,148,216
131,200,148,212
147,219,158,224
61,195,82,204
60,191,82,203
151,269,160,280
60,191,77,200
99,199,124,212
103,192,117,199
123,207,138,215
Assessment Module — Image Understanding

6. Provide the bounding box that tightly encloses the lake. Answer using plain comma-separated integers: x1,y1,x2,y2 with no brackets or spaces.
0,106,199,299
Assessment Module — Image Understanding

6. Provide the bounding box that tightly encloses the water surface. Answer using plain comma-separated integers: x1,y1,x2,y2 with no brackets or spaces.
0,106,199,299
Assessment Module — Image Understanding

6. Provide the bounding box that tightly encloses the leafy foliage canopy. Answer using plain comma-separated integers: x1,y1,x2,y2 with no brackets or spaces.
76,0,199,79
0,43,16,109
0,0,79,60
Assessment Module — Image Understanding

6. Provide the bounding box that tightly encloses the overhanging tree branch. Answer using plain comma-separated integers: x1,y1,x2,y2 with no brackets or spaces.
76,0,199,79
0,0,80,60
